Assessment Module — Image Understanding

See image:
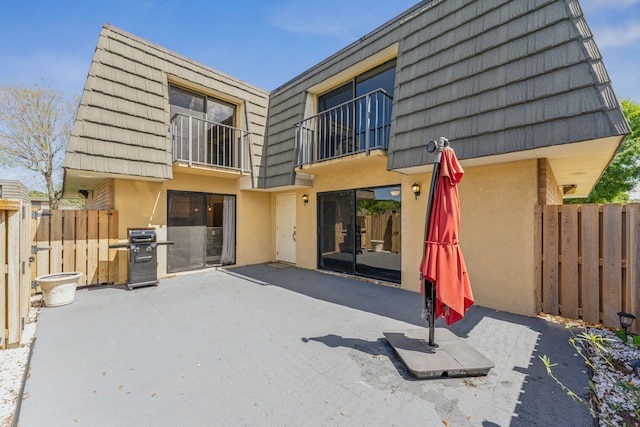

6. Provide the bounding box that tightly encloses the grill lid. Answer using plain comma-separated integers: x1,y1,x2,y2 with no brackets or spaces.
128,228,157,243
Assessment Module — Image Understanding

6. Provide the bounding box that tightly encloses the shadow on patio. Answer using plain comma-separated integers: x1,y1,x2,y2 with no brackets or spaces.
229,263,593,426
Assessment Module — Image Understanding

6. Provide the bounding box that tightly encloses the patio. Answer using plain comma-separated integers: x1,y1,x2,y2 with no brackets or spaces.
18,264,592,426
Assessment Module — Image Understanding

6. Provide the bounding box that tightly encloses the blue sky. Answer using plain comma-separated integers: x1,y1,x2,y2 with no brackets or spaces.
1,0,639,192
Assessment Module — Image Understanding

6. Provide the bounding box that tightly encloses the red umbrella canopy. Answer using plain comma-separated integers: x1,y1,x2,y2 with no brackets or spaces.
420,147,473,326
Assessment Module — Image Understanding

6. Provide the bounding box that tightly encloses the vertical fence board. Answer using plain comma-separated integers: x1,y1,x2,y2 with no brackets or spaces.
0,211,6,347
602,204,622,327
87,211,99,285
98,210,109,284
392,213,401,253
2,201,32,348
75,211,88,286
542,205,559,314
561,205,579,319
28,210,117,287
49,211,63,274
35,213,51,278
581,204,600,324
108,210,120,284
63,211,76,272
20,205,31,331
534,206,542,314
7,209,21,345
29,211,38,287
628,204,640,334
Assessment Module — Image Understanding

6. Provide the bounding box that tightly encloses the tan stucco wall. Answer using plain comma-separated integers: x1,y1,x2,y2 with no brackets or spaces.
112,157,538,317
112,172,273,279
459,159,539,316
289,157,539,317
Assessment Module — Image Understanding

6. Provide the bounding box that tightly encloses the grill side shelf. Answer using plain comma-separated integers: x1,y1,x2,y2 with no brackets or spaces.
109,243,133,249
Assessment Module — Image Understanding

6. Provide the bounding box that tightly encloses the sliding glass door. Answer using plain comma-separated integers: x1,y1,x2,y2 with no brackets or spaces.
318,191,354,273
318,185,401,283
167,190,236,273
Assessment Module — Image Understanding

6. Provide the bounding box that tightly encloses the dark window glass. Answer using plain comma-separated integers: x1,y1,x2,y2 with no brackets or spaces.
317,59,396,113
207,99,235,126
169,85,235,126
170,87,205,118
167,192,205,227
317,185,401,283
318,82,353,112
356,62,396,97
167,191,236,272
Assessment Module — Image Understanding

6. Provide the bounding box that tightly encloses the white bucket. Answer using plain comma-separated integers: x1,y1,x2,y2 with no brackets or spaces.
35,272,83,307
371,240,384,252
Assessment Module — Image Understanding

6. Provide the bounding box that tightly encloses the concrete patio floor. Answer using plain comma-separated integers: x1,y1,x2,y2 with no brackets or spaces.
19,264,592,426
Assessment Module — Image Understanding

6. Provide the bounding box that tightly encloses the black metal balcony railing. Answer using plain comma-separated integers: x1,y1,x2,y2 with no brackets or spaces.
295,89,393,167
170,113,250,173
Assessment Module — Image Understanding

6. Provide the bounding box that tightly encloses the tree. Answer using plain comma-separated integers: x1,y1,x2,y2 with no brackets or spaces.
565,99,640,204
0,82,77,209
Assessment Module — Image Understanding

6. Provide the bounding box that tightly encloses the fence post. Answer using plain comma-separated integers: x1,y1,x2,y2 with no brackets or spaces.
627,204,640,334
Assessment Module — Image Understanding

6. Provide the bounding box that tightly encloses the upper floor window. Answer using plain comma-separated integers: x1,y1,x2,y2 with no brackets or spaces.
169,85,235,126
318,59,396,112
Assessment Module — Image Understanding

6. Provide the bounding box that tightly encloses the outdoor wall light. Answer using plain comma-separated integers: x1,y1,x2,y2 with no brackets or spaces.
411,183,421,200
302,194,309,205
618,311,636,335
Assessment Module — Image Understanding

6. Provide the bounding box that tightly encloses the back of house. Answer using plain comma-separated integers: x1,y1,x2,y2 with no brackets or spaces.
62,0,629,317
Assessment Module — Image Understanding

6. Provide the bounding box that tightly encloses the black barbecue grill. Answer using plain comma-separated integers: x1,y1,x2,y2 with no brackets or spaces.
110,228,173,290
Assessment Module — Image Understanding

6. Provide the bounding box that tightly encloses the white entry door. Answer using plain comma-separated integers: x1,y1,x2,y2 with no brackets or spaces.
276,193,296,264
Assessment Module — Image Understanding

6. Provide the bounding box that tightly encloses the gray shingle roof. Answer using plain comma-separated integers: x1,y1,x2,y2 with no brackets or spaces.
64,24,269,184
65,0,630,192
264,0,629,186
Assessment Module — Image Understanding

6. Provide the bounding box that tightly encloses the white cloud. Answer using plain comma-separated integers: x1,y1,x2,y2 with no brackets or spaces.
593,20,640,47
265,0,416,41
266,2,360,40
581,0,640,12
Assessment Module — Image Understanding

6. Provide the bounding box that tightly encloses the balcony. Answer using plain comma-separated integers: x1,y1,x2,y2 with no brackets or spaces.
170,113,250,173
295,89,393,167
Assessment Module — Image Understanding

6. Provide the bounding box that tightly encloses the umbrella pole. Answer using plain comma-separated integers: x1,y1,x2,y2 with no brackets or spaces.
421,137,448,346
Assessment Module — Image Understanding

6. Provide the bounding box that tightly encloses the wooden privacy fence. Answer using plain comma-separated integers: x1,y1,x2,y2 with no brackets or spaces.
31,210,122,287
357,213,401,252
535,203,640,333
1,199,31,349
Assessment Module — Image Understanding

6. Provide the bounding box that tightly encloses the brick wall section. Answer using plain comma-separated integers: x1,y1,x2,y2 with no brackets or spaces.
538,158,562,205
85,179,114,210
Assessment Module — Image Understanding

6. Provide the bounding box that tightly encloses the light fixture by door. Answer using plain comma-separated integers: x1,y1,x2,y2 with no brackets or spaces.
411,183,421,200
302,194,309,205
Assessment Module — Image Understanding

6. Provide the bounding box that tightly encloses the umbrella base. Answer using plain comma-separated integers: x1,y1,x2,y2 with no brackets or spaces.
383,328,493,379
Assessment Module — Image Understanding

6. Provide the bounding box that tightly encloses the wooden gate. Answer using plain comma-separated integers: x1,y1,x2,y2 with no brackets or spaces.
1,199,31,348
31,210,122,287
535,203,640,333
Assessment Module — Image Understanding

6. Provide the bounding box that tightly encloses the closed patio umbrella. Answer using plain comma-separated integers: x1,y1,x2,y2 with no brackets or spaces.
419,137,474,344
